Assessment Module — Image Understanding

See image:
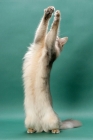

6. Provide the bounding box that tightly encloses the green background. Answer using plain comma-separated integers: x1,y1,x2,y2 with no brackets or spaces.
0,0,93,139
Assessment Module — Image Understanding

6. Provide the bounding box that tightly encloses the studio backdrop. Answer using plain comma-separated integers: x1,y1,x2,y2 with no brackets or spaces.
0,0,93,139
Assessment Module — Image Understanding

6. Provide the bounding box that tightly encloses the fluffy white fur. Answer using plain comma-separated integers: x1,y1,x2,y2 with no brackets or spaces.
23,44,61,133
23,6,81,134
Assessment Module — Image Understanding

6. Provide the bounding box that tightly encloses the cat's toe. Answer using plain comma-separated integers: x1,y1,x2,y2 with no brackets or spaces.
51,129,60,134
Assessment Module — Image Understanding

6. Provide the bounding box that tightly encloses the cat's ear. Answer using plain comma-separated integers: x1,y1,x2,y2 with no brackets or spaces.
60,37,68,45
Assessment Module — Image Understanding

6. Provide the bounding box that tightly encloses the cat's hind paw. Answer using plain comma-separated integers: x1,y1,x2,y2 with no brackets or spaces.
27,128,35,134
44,6,55,19
51,129,60,134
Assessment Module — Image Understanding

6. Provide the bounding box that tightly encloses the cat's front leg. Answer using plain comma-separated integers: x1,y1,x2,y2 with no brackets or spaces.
45,10,61,49
34,6,55,43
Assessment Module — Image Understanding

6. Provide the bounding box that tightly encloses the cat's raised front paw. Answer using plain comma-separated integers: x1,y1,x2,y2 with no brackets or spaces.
44,6,55,19
54,10,61,21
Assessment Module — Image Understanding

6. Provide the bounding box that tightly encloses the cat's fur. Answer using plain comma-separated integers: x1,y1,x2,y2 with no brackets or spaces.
23,6,82,134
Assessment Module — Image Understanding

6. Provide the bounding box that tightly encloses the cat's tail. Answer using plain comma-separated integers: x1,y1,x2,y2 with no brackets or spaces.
60,119,82,130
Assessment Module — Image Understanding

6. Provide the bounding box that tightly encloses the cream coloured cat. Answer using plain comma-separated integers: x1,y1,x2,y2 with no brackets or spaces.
23,6,81,134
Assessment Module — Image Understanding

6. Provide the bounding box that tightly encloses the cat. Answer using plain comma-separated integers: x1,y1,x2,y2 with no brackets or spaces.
23,6,82,134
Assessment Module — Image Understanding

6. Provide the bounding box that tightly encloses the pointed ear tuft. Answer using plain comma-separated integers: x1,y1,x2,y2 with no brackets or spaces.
60,37,68,45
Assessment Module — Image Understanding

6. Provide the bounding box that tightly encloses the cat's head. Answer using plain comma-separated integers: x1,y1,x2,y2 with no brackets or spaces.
55,36,68,56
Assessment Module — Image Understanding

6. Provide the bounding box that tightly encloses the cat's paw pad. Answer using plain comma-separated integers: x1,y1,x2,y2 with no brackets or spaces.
51,129,60,134
54,10,61,20
44,6,55,19
27,128,35,133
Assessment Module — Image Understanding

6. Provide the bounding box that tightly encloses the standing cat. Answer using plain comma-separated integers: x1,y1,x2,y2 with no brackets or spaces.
23,6,81,134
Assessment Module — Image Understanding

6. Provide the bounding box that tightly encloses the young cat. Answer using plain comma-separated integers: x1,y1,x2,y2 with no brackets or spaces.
23,6,82,134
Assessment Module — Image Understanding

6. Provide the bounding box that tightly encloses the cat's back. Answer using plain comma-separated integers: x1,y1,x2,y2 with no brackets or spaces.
23,43,46,79
23,44,41,64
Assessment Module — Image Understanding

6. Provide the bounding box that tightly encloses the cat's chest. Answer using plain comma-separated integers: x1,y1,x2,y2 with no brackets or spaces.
42,49,56,68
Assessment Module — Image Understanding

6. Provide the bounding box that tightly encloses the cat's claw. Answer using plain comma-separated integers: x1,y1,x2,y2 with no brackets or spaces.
44,6,55,19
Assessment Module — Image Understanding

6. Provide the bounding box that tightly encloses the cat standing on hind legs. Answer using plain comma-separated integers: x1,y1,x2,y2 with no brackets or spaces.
23,6,82,134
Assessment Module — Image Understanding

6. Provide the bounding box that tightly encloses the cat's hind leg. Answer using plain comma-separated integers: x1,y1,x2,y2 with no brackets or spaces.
34,6,55,44
25,112,43,133
25,115,36,133
42,109,61,133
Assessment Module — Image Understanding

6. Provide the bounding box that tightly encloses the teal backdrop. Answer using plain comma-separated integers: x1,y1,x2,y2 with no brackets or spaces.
0,0,93,139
